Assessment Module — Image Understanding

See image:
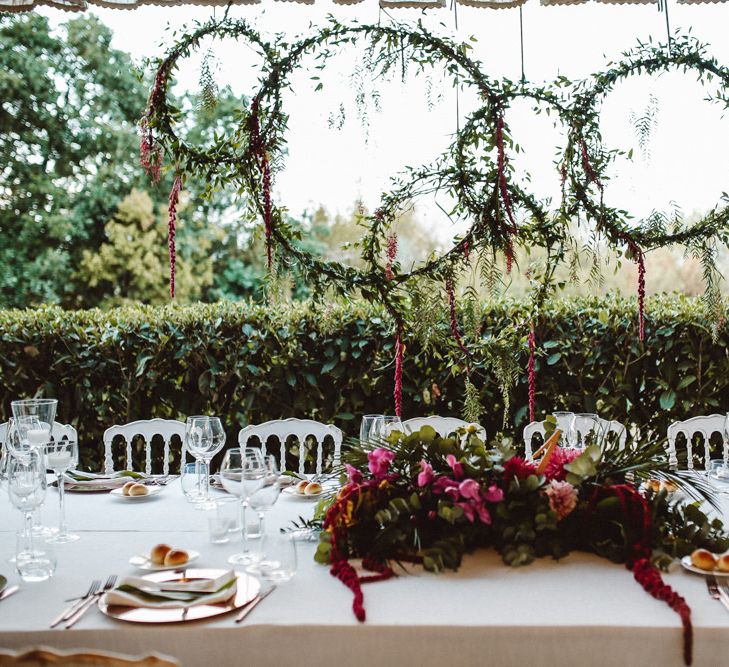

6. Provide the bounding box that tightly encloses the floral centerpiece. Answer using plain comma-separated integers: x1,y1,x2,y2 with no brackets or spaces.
314,426,728,666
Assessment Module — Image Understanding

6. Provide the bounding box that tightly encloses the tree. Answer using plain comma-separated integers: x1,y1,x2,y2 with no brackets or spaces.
0,14,159,308
78,190,213,306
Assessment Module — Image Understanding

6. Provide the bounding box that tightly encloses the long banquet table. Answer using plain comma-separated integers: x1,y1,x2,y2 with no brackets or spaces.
1,480,729,667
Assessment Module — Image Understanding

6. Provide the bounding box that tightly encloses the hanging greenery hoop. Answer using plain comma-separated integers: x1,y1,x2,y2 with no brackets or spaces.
141,17,729,421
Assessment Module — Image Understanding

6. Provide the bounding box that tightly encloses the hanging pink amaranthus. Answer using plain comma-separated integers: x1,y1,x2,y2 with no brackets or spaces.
463,239,470,260
579,138,604,196
385,233,398,281
167,175,182,299
527,326,536,423
139,118,162,184
394,331,403,417
619,234,647,342
446,279,470,372
248,100,273,270
496,112,517,273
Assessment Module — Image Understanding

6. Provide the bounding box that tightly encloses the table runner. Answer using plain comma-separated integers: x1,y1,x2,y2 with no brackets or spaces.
1,482,729,666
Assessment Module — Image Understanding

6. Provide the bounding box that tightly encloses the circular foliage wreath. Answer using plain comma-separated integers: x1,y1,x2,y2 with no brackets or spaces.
141,18,729,422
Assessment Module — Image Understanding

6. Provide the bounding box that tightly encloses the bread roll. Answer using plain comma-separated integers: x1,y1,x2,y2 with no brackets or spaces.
305,482,322,495
128,483,149,497
122,481,136,496
295,480,309,495
691,548,716,571
717,554,729,573
163,549,189,567
150,544,172,565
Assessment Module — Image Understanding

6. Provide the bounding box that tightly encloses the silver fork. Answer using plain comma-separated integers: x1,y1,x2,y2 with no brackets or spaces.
65,575,117,629
50,579,100,628
715,578,729,613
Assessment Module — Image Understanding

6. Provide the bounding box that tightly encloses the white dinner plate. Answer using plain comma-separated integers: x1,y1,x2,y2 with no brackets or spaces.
129,550,200,571
110,486,164,501
680,555,729,577
282,486,325,501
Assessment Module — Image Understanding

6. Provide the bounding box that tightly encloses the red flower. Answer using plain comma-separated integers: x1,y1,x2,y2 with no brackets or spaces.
543,447,580,482
502,456,537,483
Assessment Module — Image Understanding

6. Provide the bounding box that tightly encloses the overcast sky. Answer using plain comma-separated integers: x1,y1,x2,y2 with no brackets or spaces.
41,0,729,246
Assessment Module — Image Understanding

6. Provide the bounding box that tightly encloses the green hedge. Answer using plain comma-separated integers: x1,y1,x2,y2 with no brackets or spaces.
0,295,726,470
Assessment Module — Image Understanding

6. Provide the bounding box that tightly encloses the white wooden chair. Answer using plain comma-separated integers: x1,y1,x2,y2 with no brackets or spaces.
238,418,343,475
103,418,185,475
667,414,728,471
0,421,77,445
523,416,627,460
0,647,178,666
401,416,486,440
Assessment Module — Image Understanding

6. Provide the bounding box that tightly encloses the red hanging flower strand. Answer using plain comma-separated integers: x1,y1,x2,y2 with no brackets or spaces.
462,239,470,260
619,233,647,342
139,118,162,184
394,331,403,417
385,232,398,281
579,138,604,194
446,279,470,373
596,485,692,666
527,327,536,423
167,175,182,299
496,112,517,273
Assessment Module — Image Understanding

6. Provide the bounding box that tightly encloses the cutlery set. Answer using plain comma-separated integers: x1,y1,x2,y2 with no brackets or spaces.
49,575,117,629
705,574,729,613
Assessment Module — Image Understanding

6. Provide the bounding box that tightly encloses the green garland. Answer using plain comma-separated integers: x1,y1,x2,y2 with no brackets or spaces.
141,18,729,418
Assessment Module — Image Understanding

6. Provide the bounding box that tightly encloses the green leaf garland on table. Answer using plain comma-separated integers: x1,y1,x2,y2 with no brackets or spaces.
315,426,729,666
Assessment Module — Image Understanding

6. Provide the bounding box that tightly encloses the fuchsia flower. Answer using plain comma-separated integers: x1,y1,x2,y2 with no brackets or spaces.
417,460,434,487
543,447,581,482
502,456,537,483
345,464,363,485
446,454,464,480
367,448,395,478
544,480,578,520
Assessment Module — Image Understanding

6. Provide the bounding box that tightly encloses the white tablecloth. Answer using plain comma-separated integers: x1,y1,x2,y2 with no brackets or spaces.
1,481,728,667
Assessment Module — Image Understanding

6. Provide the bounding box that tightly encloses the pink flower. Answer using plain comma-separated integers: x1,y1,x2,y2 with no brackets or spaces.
544,480,578,520
345,464,363,485
482,484,504,503
417,460,434,487
432,476,459,496
458,478,481,500
367,448,395,478
446,454,464,480
502,456,537,483
543,447,581,482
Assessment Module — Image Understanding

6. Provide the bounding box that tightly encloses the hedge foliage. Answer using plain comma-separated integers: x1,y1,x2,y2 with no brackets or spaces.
0,295,726,470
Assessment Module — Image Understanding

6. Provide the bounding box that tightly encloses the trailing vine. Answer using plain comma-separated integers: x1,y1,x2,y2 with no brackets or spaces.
141,18,729,420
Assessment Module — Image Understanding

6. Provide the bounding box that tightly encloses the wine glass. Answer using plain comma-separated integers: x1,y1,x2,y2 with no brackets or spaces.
11,399,57,448
571,413,603,449
360,415,383,443
185,416,225,510
365,416,403,444
220,447,265,566
552,411,576,447
246,455,281,573
8,450,47,564
43,439,79,543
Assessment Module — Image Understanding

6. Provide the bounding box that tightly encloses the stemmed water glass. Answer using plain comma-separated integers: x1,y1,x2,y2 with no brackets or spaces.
360,415,403,443
11,399,57,447
570,413,604,449
552,411,576,447
185,416,226,510
8,450,48,576
220,447,266,566
247,455,281,573
43,439,79,543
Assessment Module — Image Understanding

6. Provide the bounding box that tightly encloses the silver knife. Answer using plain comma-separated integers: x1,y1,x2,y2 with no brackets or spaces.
235,585,275,623
706,574,720,600
0,585,19,602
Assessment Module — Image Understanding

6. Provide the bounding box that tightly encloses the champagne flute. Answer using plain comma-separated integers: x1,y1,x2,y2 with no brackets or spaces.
8,450,47,562
221,447,265,566
43,439,79,543
185,416,225,510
